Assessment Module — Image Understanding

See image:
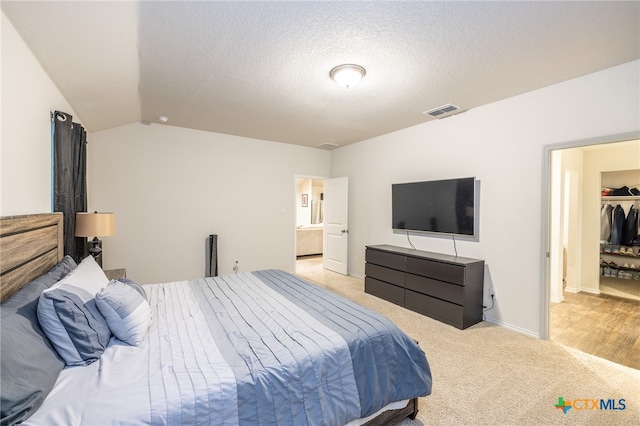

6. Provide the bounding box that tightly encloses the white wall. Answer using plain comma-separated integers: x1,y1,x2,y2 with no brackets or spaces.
88,123,330,283
296,178,325,227
549,150,567,302
1,12,83,216
296,178,313,227
555,147,584,295
330,60,640,337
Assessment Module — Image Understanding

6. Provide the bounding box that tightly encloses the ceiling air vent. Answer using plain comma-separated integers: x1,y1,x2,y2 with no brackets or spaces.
423,104,461,118
316,143,339,150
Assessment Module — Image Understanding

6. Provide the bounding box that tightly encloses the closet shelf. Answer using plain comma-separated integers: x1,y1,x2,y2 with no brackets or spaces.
600,252,640,260
601,195,640,202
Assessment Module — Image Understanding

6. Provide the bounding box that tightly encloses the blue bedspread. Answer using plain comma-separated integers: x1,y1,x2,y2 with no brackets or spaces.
189,270,432,425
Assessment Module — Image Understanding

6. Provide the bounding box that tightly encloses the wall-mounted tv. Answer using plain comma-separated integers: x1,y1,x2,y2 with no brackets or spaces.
392,177,476,237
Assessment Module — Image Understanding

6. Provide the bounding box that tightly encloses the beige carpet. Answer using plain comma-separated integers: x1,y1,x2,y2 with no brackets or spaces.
296,257,640,426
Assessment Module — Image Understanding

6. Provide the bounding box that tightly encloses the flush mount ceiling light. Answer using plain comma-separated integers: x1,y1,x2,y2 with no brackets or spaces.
330,64,366,88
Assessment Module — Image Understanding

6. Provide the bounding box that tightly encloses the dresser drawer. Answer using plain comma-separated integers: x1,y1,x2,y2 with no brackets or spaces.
365,263,405,287
364,245,484,330
406,256,465,285
405,289,464,328
366,248,405,271
405,273,463,305
365,277,404,306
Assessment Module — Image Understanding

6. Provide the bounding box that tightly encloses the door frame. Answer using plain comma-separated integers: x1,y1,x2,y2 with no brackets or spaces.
540,131,640,339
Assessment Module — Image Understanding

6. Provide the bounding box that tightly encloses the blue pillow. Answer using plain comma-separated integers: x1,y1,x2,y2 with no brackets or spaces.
96,280,151,346
0,256,77,425
42,255,78,286
37,283,111,366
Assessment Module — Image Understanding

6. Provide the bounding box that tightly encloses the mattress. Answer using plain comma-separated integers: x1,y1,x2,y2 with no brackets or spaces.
25,270,431,425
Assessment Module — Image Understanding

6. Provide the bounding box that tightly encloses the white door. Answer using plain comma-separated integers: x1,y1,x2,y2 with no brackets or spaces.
323,177,349,275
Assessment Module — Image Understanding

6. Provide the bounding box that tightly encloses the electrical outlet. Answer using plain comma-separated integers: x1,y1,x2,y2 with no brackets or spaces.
233,260,239,273
489,287,496,298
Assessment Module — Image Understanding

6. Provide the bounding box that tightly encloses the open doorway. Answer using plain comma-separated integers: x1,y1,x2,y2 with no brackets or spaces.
546,136,640,369
295,177,325,275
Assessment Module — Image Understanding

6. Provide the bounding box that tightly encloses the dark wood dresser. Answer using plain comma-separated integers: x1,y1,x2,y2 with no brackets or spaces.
365,244,484,329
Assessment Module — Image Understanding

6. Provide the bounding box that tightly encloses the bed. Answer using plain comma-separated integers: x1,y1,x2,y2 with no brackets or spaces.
0,213,432,425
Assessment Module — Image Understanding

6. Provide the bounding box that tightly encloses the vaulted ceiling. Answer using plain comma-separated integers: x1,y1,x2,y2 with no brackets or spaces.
3,1,639,148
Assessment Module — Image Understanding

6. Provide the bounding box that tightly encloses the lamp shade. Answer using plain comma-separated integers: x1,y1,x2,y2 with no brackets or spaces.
75,212,115,237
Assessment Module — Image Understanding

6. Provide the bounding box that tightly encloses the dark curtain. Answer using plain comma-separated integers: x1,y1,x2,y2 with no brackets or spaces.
52,111,88,262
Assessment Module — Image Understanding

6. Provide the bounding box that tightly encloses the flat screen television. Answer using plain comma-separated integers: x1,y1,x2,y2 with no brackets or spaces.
392,177,476,237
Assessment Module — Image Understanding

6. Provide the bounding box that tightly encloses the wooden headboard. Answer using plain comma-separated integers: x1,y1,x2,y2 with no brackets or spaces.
0,213,64,302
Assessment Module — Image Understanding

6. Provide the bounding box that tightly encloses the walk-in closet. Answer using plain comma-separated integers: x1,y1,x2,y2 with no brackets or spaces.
600,170,640,297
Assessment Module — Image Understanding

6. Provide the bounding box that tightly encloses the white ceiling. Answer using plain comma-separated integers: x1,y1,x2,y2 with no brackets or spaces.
3,1,639,148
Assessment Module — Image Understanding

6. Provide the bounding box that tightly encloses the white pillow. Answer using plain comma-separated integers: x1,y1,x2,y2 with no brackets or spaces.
95,280,151,346
55,255,109,296
37,283,111,366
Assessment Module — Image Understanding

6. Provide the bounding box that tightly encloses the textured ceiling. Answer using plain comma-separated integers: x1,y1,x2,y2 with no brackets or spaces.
3,1,639,148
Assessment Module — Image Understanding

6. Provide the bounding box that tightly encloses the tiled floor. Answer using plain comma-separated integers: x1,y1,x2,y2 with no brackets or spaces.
550,290,640,369
600,276,640,301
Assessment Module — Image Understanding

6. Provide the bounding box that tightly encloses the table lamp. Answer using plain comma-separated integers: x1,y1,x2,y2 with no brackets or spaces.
75,212,115,267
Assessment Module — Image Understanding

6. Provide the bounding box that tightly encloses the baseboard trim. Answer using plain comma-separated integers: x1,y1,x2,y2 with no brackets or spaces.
550,295,564,303
484,317,540,339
